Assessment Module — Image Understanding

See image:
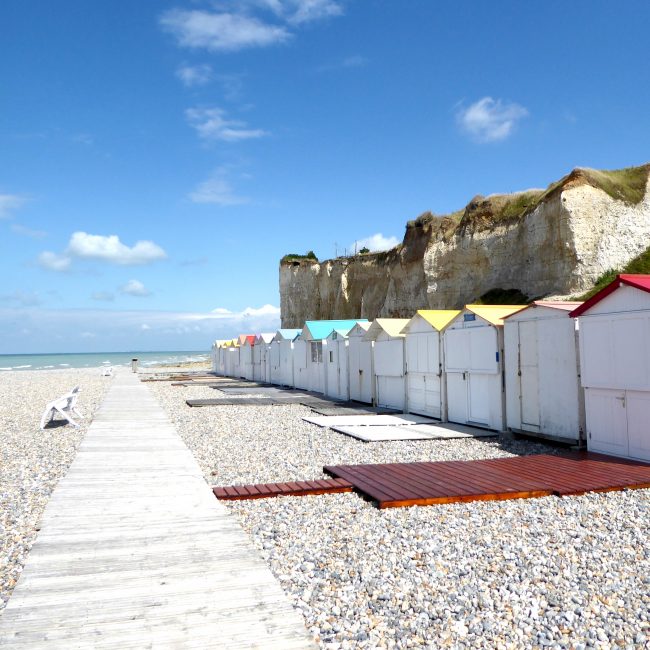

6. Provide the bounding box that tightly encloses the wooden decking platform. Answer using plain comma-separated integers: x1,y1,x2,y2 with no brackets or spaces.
214,478,353,501
0,371,315,649
324,452,650,509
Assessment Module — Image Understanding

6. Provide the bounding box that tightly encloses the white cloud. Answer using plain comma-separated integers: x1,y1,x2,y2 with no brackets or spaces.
256,0,343,25
176,64,213,87
0,290,42,307
189,168,249,206
186,107,268,142
350,233,400,253
119,280,151,297
91,291,115,302
37,251,72,272
67,232,167,265
11,223,47,238
0,194,26,219
80,331,96,338
456,97,528,143
160,9,290,52
0,304,282,353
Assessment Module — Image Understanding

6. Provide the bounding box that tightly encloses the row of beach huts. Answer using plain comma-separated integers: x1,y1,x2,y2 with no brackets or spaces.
211,275,650,463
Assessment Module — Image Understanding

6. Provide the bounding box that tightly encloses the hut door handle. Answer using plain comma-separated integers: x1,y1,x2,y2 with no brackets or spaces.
616,396,626,407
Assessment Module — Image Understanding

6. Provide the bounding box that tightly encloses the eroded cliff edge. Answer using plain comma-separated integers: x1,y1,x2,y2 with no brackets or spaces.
280,164,650,327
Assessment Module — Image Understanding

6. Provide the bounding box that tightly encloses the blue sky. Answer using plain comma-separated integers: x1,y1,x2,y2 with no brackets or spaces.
1,0,649,353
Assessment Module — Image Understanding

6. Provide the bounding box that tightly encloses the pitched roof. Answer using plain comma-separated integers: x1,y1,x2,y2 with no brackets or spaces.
273,328,302,342
364,318,411,341
504,301,582,319
570,274,650,317
302,319,369,341
411,309,462,332
256,333,275,344
464,304,529,326
347,322,372,336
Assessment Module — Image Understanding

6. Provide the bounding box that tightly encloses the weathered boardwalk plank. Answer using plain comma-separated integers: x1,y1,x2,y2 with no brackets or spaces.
0,371,315,649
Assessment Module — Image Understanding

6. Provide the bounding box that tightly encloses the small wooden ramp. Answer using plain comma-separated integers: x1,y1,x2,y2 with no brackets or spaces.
324,452,650,509
0,371,316,649
214,478,353,501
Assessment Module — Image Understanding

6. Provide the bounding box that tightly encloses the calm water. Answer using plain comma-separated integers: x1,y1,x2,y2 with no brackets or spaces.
0,351,210,371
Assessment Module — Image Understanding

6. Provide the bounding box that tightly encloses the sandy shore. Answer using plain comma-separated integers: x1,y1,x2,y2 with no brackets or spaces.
0,368,113,610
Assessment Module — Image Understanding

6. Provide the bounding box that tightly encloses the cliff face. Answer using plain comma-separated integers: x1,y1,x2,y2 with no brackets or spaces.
280,165,650,327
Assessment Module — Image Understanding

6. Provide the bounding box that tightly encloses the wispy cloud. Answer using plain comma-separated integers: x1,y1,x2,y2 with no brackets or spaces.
11,223,47,239
318,53,368,72
38,232,167,272
37,251,72,272
176,63,214,87
119,279,151,297
91,291,115,302
189,167,249,206
350,233,400,253
0,290,42,307
263,0,344,25
456,97,528,143
0,194,26,219
0,304,282,353
186,107,268,142
72,133,94,145
160,9,290,52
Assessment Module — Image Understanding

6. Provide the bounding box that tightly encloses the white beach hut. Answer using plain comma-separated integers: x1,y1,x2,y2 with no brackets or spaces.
269,329,301,387
347,322,373,403
292,332,311,390
254,333,275,383
444,305,526,431
325,329,350,400
504,301,585,444
570,275,650,461
364,319,411,411
402,310,460,419
224,340,239,378
241,335,256,380
301,320,369,394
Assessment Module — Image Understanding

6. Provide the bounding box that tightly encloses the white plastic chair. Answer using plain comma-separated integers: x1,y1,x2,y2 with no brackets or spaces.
101,365,113,377
40,386,84,429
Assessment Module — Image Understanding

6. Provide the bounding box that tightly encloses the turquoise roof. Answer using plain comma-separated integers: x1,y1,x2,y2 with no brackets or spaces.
303,319,369,341
275,328,302,341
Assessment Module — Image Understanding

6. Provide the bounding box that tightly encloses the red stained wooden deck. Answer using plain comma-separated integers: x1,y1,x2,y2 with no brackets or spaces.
324,452,650,509
213,477,353,501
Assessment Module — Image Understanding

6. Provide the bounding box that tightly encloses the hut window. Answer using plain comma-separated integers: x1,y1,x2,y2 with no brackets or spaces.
311,342,323,363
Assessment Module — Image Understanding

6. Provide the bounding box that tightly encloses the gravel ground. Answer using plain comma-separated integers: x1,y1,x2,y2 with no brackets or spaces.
0,368,111,610
151,380,650,649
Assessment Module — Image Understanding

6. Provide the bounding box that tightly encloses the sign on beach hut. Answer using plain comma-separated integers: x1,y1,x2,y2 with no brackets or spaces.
270,329,302,387
325,329,350,400
301,320,369,394
347,322,373,403
253,333,274,382
504,302,584,444
444,305,526,431
571,275,650,461
364,319,411,411
402,310,460,419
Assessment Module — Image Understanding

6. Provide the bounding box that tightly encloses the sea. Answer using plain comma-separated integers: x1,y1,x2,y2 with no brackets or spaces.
0,351,210,372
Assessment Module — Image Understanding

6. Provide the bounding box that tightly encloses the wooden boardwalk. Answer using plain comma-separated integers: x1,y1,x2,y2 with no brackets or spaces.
325,452,650,508
214,478,353,501
0,371,315,649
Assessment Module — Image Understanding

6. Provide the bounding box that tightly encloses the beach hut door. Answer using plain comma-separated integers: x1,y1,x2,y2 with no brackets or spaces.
518,321,541,430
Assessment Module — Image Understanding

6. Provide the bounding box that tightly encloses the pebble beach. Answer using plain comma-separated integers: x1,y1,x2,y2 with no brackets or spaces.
2,369,649,649
0,368,110,610
149,380,650,650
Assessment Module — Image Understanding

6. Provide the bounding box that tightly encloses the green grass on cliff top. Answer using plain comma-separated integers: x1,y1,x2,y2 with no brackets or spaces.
576,244,650,301
408,163,649,233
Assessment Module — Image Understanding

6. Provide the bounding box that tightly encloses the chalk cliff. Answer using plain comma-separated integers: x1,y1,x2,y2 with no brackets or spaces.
279,164,650,327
